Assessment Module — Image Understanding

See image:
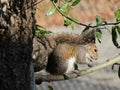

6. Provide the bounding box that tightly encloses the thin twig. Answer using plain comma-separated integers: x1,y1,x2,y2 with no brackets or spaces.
35,54,120,84
33,0,44,7
52,1,120,28
79,54,120,76
52,1,89,27
26,0,44,10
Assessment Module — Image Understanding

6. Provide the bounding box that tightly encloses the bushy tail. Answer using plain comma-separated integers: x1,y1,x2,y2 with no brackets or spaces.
53,29,95,44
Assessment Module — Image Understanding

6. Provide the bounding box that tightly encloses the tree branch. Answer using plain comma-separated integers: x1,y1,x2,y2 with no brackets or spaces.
35,54,120,84
52,1,89,27
52,1,120,28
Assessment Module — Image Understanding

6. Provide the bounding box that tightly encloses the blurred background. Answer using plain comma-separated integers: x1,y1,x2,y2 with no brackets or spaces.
35,0,120,90
35,0,120,27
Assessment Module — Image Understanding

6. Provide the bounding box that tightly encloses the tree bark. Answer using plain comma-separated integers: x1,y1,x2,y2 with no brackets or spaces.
0,0,36,90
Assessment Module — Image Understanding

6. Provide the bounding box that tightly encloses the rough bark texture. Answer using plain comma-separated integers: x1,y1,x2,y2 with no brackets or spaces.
0,0,36,90
32,36,56,72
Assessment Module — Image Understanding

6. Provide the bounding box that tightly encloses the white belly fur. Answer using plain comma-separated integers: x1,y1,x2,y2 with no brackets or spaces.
65,57,76,74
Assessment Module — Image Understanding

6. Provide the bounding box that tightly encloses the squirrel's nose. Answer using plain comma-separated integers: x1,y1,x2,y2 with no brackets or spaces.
94,57,98,60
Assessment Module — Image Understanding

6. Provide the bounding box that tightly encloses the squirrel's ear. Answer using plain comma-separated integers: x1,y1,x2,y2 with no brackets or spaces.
82,29,95,44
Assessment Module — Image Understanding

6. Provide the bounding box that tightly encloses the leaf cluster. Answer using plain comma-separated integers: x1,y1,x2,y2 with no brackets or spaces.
46,0,80,30
95,10,120,48
34,24,52,37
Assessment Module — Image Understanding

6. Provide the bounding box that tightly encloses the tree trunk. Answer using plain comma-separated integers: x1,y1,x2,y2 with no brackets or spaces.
0,0,36,90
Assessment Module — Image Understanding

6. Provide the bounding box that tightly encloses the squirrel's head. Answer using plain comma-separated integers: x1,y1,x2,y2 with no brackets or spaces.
85,43,98,67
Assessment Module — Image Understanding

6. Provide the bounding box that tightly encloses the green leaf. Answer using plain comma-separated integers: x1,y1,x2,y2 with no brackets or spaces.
60,3,69,15
118,66,120,79
113,25,120,35
116,26,120,35
51,0,58,3
34,24,52,37
71,17,80,23
72,0,81,6
64,17,72,27
96,28,102,43
71,23,75,30
74,63,79,70
103,20,108,24
96,15,103,26
34,24,45,30
112,26,117,45
111,26,120,48
34,24,45,31
48,85,54,90
65,0,72,2
115,9,120,22
46,6,56,16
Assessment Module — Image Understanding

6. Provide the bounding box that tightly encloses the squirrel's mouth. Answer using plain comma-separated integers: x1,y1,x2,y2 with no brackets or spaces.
87,56,94,62
86,55,94,67
86,53,97,67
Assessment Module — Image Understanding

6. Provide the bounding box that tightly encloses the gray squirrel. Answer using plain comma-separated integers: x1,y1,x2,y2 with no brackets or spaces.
46,43,98,75
32,30,98,75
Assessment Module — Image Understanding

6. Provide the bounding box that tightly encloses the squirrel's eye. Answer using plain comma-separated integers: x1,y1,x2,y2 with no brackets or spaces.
94,49,97,52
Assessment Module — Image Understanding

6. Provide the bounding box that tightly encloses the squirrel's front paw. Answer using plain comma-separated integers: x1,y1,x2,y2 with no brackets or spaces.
63,74,71,80
74,70,80,76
